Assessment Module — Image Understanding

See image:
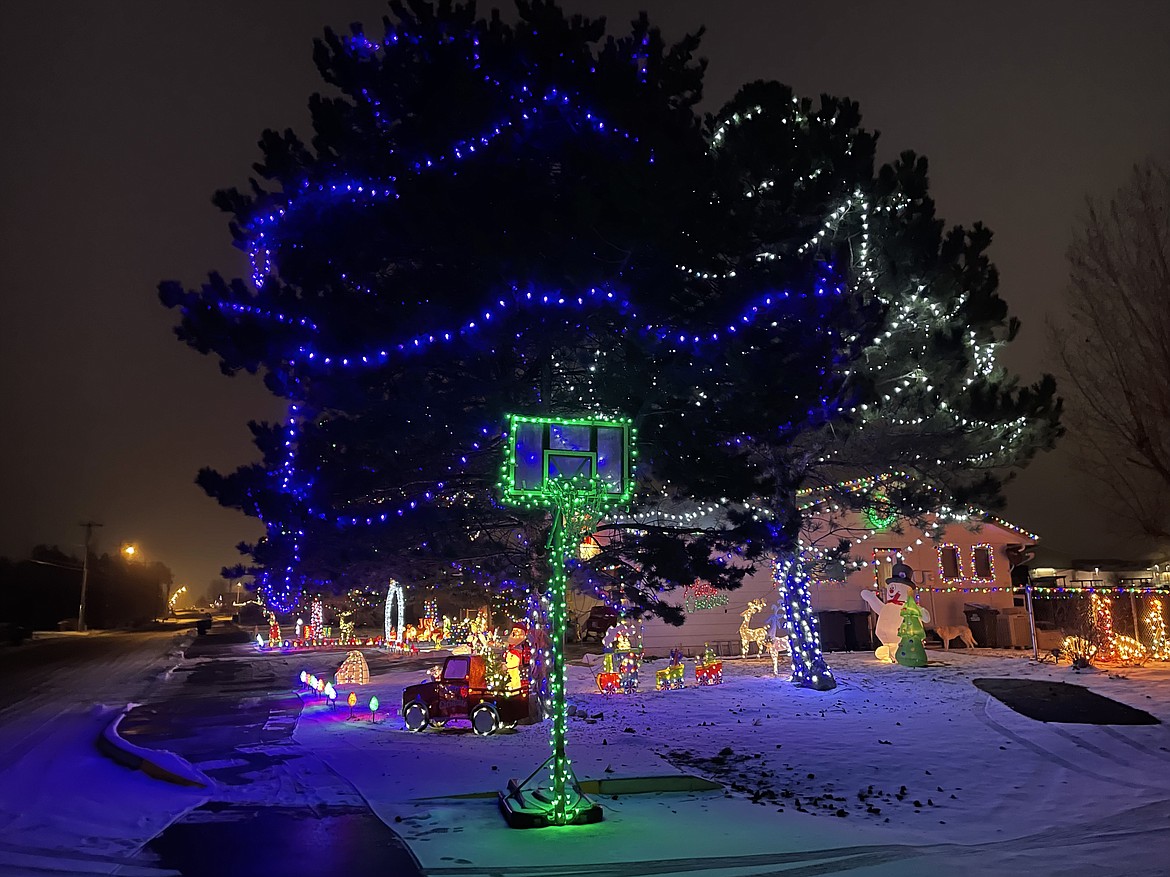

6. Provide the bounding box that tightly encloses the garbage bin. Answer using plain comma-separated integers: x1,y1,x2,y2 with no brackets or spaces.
816,611,848,652
845,612,875,651
963,605,1000,648
195,618,213,636
996,611,1032,649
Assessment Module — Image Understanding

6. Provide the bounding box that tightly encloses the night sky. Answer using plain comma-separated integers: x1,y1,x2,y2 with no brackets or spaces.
2,1,1169,594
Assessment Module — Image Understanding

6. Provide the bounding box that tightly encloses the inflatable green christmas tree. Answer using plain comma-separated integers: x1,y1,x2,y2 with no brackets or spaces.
894,599,928,667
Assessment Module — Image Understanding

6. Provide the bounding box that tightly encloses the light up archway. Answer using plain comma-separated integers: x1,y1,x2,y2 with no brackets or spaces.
385,579,405,644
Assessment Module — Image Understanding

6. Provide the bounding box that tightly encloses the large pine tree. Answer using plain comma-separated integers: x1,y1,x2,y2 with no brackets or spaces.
161,0,1059,691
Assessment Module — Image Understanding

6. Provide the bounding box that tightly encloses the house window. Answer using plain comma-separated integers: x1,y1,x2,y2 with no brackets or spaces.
874,549,900,588
937,544,962,581
971,544,994,581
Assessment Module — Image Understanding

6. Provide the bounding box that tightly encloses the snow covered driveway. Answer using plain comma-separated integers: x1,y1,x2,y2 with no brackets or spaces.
297,649,1170,876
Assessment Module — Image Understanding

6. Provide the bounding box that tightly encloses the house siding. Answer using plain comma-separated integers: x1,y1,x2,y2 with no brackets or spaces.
639,517,1029,655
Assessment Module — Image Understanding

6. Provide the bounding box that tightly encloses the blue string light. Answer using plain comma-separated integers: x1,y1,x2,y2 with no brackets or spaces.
244,86,649,289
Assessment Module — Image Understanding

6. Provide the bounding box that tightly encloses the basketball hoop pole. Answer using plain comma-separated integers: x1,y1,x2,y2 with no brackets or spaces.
546,505,574,824
533,478,604,825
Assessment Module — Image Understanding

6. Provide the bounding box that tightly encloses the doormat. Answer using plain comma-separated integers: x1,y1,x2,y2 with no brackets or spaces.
973,678,1160,725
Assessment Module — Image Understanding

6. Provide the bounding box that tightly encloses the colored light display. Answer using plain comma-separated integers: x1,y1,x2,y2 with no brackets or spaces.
1146,598,1170,660
1091,594,1119,662
936,544,963,582
655,650,685,691
684,580,729,613
385,579,405,645
694,659,723,686
336,650,370,686
969,543,996,584
267,613,281,648
863,494,897,530
309,598,324,644
773,558,835,690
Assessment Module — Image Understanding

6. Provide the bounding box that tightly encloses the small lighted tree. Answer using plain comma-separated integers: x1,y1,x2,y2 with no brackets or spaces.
894,600,928,667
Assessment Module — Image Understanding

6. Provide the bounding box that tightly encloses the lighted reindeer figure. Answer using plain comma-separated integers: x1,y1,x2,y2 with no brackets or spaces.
739,598,770,658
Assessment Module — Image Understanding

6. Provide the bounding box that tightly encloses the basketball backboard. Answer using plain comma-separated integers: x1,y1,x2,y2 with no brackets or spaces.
501,414,634,507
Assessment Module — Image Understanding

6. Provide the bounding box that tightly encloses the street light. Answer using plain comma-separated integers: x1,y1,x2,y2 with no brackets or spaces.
122,543,139,560
235,582,243,606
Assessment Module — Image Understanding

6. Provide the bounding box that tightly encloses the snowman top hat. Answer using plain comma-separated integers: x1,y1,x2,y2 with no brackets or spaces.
885,562,914,585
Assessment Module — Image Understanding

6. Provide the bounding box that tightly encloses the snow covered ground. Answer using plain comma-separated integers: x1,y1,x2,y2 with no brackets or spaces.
4,631,1170,876
0,631,207,876
297,648,1170,876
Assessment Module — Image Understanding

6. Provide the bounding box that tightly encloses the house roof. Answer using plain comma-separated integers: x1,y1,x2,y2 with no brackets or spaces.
797,473,1040,542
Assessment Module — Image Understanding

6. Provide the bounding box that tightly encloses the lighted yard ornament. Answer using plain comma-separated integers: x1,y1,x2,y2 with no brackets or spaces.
504,626,531,693
309,598,324,644
347,690,357,719
861,562,930,663
597,619,642,694
497,413,634,828
266,612,281,648
1091,593,1149,666
335,650,370,686
485,647,511,695
764,599,791,676
338,612,355,645
655,649,685,691
738,598,770,657
684,579,728,613
369,695,380,723
385,579,405,646
894,597,928,667
1146,598,1170,660
1091,593,1120,663
695,644,723,686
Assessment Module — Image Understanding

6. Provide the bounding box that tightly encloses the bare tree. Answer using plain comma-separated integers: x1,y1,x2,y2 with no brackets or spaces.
1053,160,1170,542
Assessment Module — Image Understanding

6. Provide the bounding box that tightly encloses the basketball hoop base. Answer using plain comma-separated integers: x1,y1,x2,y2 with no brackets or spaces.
498,757,604,829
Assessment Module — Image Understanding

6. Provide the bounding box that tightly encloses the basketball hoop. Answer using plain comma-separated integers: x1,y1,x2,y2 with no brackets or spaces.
497,414,636,829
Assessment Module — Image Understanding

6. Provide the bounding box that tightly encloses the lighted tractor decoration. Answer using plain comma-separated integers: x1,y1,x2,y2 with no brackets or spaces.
401,653,538,736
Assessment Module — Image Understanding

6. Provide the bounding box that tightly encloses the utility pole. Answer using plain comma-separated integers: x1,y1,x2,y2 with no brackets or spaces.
78,520,103,632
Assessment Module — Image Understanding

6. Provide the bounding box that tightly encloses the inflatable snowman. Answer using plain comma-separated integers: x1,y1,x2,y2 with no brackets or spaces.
861,562,930,663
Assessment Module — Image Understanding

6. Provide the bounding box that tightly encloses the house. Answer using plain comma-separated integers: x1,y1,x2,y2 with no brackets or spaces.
639,481,1040,656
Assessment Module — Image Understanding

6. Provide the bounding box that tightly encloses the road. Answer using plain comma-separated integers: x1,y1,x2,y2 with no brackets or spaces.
0,625,420,876
0,628,198,874
0,629,184,771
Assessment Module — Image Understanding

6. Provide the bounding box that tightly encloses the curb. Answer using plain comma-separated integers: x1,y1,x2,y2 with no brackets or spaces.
97,706,210,788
